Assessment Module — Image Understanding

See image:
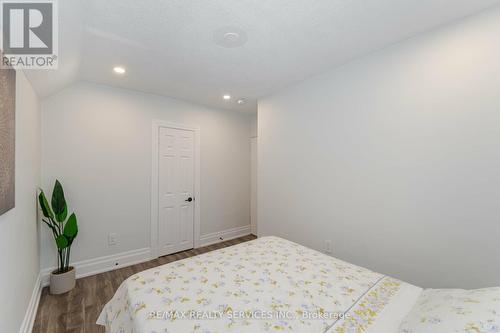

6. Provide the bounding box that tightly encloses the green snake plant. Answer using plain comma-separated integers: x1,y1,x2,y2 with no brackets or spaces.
38,180,78,274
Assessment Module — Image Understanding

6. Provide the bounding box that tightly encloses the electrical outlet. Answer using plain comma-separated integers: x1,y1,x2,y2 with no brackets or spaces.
324,240,333,254
108,233,118,246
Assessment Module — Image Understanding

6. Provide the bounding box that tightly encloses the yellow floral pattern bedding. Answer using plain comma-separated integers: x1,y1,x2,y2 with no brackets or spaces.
97,236,402,333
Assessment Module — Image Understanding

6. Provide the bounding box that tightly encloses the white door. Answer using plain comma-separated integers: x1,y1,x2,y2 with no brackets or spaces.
250,137,258,235
158,126,195,256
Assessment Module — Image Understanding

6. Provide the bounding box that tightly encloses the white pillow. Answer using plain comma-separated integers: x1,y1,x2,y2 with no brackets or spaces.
399,287,500,333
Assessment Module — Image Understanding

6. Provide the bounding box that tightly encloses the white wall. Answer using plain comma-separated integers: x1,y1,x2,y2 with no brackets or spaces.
0,72,41,332
41,82,252,269
258,7,500,289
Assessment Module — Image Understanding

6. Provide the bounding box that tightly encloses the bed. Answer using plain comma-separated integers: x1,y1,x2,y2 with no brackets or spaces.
97,236,422,333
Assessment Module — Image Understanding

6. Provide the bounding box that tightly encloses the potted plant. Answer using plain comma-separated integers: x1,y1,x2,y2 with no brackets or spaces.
39,180,78,294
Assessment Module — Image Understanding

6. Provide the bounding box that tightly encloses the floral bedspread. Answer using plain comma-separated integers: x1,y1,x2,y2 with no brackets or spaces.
97,236,402,333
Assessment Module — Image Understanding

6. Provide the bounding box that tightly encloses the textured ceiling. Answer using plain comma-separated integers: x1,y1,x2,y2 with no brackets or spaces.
25,0,500,113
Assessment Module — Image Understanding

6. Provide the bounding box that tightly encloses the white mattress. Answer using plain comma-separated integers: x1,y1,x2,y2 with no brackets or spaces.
98,236,422,333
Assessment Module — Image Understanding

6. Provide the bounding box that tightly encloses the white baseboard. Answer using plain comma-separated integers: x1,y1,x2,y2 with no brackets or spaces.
19,273,42,333
41,247,151,287
198,225,252,247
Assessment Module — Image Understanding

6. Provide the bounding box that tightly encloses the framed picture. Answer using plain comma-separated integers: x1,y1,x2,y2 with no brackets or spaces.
0,66,16,215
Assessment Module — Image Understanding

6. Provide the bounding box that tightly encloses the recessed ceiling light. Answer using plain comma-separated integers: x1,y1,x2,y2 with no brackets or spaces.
223,94,231,100
214,27,248,48
113,66,126,74
237,98,246,105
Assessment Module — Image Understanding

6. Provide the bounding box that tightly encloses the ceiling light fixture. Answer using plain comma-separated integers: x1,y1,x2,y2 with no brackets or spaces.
214,27,248,48
113,66,126,74
223,32,240,43
223,94,231,100
236,98,246,105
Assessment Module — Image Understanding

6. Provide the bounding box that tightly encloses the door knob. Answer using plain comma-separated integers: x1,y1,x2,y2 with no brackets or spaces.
185,197,193,202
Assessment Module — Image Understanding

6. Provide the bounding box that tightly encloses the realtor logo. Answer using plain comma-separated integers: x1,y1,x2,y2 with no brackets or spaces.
1,0,58,69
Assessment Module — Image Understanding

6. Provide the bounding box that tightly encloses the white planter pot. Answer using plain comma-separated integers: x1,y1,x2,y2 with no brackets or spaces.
50,266,76,295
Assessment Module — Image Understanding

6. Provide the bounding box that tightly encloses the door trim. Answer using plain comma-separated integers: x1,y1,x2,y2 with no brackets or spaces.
250,137,258,236
151,120,201,259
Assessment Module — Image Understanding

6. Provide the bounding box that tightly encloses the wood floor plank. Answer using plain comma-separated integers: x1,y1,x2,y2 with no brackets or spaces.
33,235,257,333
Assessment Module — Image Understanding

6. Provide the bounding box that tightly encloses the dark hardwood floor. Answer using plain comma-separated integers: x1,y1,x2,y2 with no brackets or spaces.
33,234,257,333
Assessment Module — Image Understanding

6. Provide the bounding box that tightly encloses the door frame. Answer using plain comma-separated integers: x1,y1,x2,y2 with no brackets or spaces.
250,137,258,236
150,120,201,259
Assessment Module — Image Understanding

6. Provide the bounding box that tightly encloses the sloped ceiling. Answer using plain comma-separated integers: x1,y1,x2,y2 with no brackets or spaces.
25,0,500,113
